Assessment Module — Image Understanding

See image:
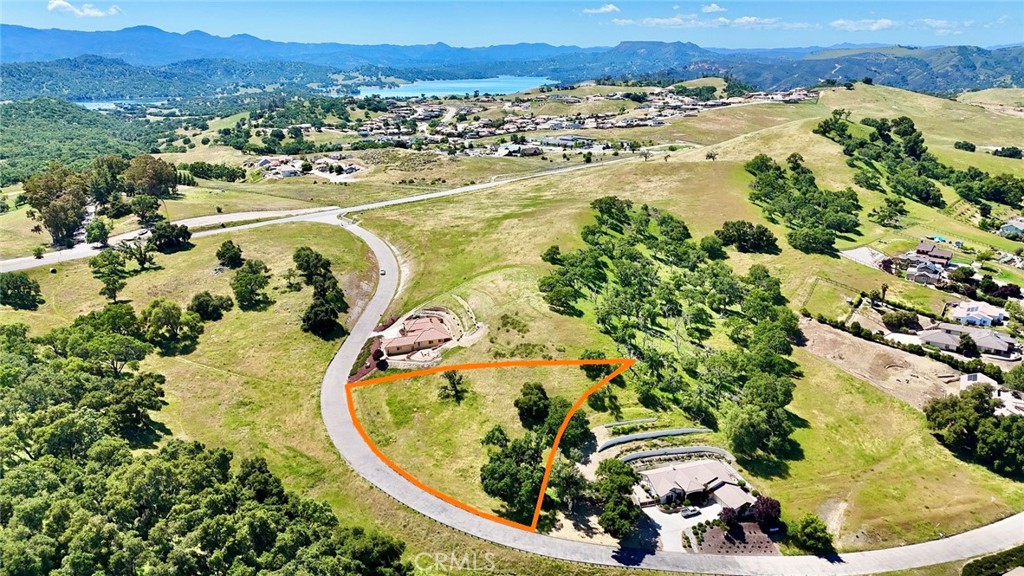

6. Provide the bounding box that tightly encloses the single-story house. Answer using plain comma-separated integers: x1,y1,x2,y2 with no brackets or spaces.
638,460,755,511
382,316,453,356
1000,217,1024,237
919,329,959,351
949,301,1008,326
920,322,1019,357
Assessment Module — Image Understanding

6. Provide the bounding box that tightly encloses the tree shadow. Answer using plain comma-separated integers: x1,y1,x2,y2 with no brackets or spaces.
613,513,660,566
313,321,349,342
125,418,171,449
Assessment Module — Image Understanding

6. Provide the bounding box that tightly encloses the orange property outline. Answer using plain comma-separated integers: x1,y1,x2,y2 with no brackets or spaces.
345,358,635,531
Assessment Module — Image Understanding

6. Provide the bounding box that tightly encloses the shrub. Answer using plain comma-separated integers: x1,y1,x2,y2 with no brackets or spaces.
188,291,234,321
791,514,834,554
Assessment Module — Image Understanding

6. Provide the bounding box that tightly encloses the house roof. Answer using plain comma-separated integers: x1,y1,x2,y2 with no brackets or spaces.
950,301,1006,319
640,460,741,498
714,483,756,510
926,323,1017,351
1003,217,1024,229
919,329,959,348
959,372,998,390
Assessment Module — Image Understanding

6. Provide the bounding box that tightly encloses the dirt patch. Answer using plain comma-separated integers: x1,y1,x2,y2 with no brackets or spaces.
819,497,849,537
800,319,960,409
547,500,621,546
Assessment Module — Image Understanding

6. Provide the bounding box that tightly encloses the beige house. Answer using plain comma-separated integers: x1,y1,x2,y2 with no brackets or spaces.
382,317,453,356
637,460,755,511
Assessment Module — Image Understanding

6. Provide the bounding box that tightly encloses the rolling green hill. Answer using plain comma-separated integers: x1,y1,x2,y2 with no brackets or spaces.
0,98,174,185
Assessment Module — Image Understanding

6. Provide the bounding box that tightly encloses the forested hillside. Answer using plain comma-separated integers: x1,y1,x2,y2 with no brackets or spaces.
0,98,173,185
0,318,410,573
0,55,350,101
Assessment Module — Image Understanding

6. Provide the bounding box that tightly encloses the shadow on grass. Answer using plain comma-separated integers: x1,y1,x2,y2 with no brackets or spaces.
125,419,171,449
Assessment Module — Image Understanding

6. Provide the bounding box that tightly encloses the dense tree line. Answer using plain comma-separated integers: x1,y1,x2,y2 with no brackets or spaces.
0,98,175,186
0,319,410,574
22,154,179,246
744,152,861,254
815,110,1024,220
925,383,1024,477
293,246,349,338
178,161,246,182
672,85,718,101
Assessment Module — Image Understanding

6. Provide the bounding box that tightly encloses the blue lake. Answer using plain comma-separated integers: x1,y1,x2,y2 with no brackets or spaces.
356,76,553,97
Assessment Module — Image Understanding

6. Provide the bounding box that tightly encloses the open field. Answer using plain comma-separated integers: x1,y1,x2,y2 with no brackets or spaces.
957,88,1024,107
202,151,563,208
353,363,604,515
0,185,316,258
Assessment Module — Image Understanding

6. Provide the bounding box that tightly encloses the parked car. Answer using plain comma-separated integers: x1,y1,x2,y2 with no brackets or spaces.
680,506,700,518
380,268,387,276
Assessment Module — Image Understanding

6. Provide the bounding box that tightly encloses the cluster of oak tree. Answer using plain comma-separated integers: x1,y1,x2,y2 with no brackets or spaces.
23,154,179,247
0,318,410,574
530,198,806,538
744,151,861,254
815,110,1024,227
926,383,1024,477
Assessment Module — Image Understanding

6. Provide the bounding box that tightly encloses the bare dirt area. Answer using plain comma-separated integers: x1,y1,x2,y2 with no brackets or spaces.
696,523,779,555
799,319,960,409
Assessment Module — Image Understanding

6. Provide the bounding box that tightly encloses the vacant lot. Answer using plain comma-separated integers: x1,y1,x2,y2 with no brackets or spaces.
799,319,959,409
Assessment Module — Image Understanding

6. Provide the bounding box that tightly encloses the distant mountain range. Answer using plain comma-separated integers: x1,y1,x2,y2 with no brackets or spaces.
1,24,1022,99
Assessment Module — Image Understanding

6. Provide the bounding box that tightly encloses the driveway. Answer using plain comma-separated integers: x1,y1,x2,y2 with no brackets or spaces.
642,503,723,552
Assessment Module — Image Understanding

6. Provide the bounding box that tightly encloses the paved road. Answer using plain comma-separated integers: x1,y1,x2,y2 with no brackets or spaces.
0,207,337,272
5,160,1023,573
319,226,1024,575
1,160,621,273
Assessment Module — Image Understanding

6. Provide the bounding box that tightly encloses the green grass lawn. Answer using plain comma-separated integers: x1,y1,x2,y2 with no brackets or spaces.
353,362,602,515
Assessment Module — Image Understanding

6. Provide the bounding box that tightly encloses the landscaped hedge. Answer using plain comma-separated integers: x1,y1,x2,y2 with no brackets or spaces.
814,313,1005,383
962,544,1024,576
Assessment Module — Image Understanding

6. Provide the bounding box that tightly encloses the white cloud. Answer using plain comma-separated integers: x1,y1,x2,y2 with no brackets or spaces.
613,13,814,30
911,18,976,35
582,3,620,14
984,15,1011,28
829,18,896,32
47,0,121,17
701,3,727,13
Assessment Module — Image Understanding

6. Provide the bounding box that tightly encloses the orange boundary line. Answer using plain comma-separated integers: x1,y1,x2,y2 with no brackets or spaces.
345,358,636,532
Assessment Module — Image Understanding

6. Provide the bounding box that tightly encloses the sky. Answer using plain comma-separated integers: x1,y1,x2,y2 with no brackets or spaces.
2,0,1023,48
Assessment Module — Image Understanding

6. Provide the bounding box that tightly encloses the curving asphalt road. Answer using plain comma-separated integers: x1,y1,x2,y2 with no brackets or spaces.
318,221,1024,575
1,160,620,274
4,160,1023,574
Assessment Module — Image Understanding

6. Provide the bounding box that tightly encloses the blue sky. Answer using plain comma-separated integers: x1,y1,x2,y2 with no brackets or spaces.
3,1,1022,48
